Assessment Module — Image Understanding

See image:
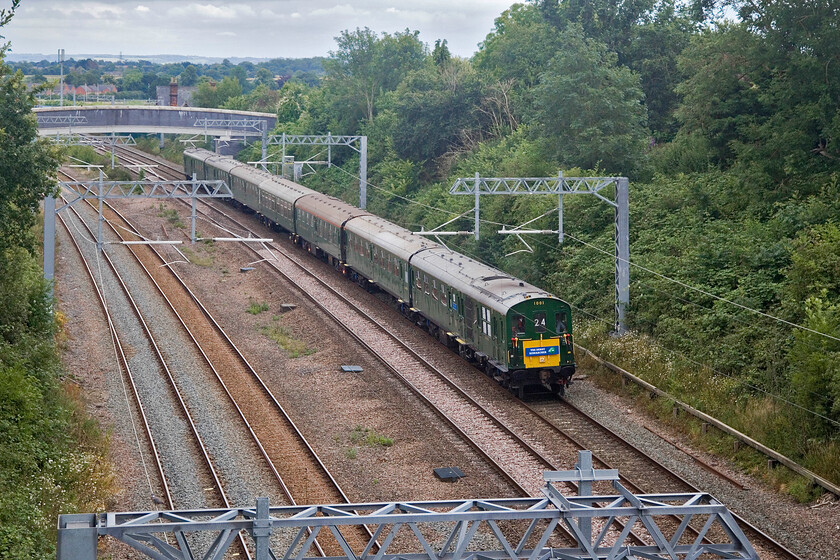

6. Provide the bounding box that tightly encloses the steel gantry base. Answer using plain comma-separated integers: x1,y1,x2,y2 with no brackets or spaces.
57,454,757,560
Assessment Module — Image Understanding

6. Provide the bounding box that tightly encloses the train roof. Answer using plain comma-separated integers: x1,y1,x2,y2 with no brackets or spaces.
295,192,370,227
202,153,243,174
256,175,319,203
228,163,318,202
344,215,441,261
410,247,561,314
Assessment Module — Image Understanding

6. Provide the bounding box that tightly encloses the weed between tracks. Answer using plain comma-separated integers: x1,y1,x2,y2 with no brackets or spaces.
339,426,394,461
350,425,394,447
258,324,313,358
247,301,270,315
157,204,184,229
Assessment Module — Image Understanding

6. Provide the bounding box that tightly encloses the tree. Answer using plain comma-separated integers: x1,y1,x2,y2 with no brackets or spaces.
254,67,276,89
322,27,426,131
621,1,695,141
0,0,61,258
474,4,561,90
672,3,840,189
384,57,484,164
229,64,250,93
179,64,198,86
276,81,309,123
532,25,649,173
432,39,450,66
191,76,243,108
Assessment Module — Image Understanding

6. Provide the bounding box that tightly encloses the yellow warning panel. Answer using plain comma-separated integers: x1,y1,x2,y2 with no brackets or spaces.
522,338,561,368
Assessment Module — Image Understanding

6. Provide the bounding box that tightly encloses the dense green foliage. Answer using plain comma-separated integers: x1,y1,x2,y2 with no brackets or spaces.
1,3,114,556
228,0,840,486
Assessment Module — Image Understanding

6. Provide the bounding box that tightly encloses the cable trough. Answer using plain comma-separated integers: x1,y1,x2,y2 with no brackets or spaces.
58,452,758,560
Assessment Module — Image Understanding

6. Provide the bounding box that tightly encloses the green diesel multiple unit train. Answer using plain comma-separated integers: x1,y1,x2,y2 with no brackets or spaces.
185,148,576,396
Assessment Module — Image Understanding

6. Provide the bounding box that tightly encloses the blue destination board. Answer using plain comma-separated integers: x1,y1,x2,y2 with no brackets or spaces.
525,345,559,357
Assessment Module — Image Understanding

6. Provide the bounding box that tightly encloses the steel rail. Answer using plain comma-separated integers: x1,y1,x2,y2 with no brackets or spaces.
184,201,653,548
112,149,803,559
97,199,328,557
96,198,371,557
58,173,253,559
55,179,173,511
190,198,800,560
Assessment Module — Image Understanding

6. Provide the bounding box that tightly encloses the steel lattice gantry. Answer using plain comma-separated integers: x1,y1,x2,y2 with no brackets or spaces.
57,457,756,560
56,177,231,246
267,133,369,209
449,175,629,335
57,476,757,560
43,177,232,293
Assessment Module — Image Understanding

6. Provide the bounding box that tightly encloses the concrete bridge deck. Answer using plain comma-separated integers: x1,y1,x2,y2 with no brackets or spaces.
35,105,276,138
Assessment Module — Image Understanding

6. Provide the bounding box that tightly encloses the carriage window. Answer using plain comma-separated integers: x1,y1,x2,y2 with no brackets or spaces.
424,275,429,294
432,280,438,301
481,307,492,336
415,271,422,289
534,312,547,333
555,312,567,334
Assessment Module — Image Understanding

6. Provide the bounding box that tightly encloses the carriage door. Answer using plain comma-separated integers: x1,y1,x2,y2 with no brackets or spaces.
464,298,475,340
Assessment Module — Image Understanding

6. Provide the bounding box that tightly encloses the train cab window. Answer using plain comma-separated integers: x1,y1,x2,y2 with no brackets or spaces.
514,316,526,334
533,312,547,333
555,312,567,334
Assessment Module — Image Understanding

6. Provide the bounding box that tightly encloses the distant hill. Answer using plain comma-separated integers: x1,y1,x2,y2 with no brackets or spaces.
6,53,277,64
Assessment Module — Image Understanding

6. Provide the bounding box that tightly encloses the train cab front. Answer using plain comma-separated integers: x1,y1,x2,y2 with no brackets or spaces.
507,299,576,397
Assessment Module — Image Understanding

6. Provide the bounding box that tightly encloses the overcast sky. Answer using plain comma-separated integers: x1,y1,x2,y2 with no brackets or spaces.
4,1,518,60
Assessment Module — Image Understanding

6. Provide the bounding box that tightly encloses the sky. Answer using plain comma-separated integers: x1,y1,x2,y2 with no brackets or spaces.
3,0,518,60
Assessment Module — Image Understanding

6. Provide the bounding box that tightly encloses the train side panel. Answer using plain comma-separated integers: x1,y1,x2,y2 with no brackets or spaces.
294,193,369,262
344,216,439,303
256,177,315,233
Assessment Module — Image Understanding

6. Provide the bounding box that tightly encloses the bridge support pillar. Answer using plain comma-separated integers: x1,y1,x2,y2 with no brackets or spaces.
160,133,165,150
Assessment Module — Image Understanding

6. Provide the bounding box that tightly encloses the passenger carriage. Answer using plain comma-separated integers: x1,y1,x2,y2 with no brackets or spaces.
343,215,440,303
409,248,575,396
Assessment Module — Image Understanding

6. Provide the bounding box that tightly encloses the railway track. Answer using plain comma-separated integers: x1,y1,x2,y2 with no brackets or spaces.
59,166,375,557
165,193,791,557
95,145,802,558
57,170,252,558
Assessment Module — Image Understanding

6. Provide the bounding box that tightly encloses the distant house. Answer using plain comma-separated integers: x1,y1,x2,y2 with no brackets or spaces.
155,83,197,107
53,83,117,97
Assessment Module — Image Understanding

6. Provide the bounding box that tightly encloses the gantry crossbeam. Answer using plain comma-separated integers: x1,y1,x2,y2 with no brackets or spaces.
57,461,757,560
57,179,231,211
264,133,369,208
448,174,629,334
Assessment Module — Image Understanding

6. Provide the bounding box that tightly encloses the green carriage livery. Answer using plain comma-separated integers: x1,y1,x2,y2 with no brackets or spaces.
343,215,439,302
409,248,575,397
184,148,575,397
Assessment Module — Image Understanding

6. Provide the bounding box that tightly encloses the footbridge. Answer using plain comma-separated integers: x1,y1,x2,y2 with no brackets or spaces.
34,105,276,139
